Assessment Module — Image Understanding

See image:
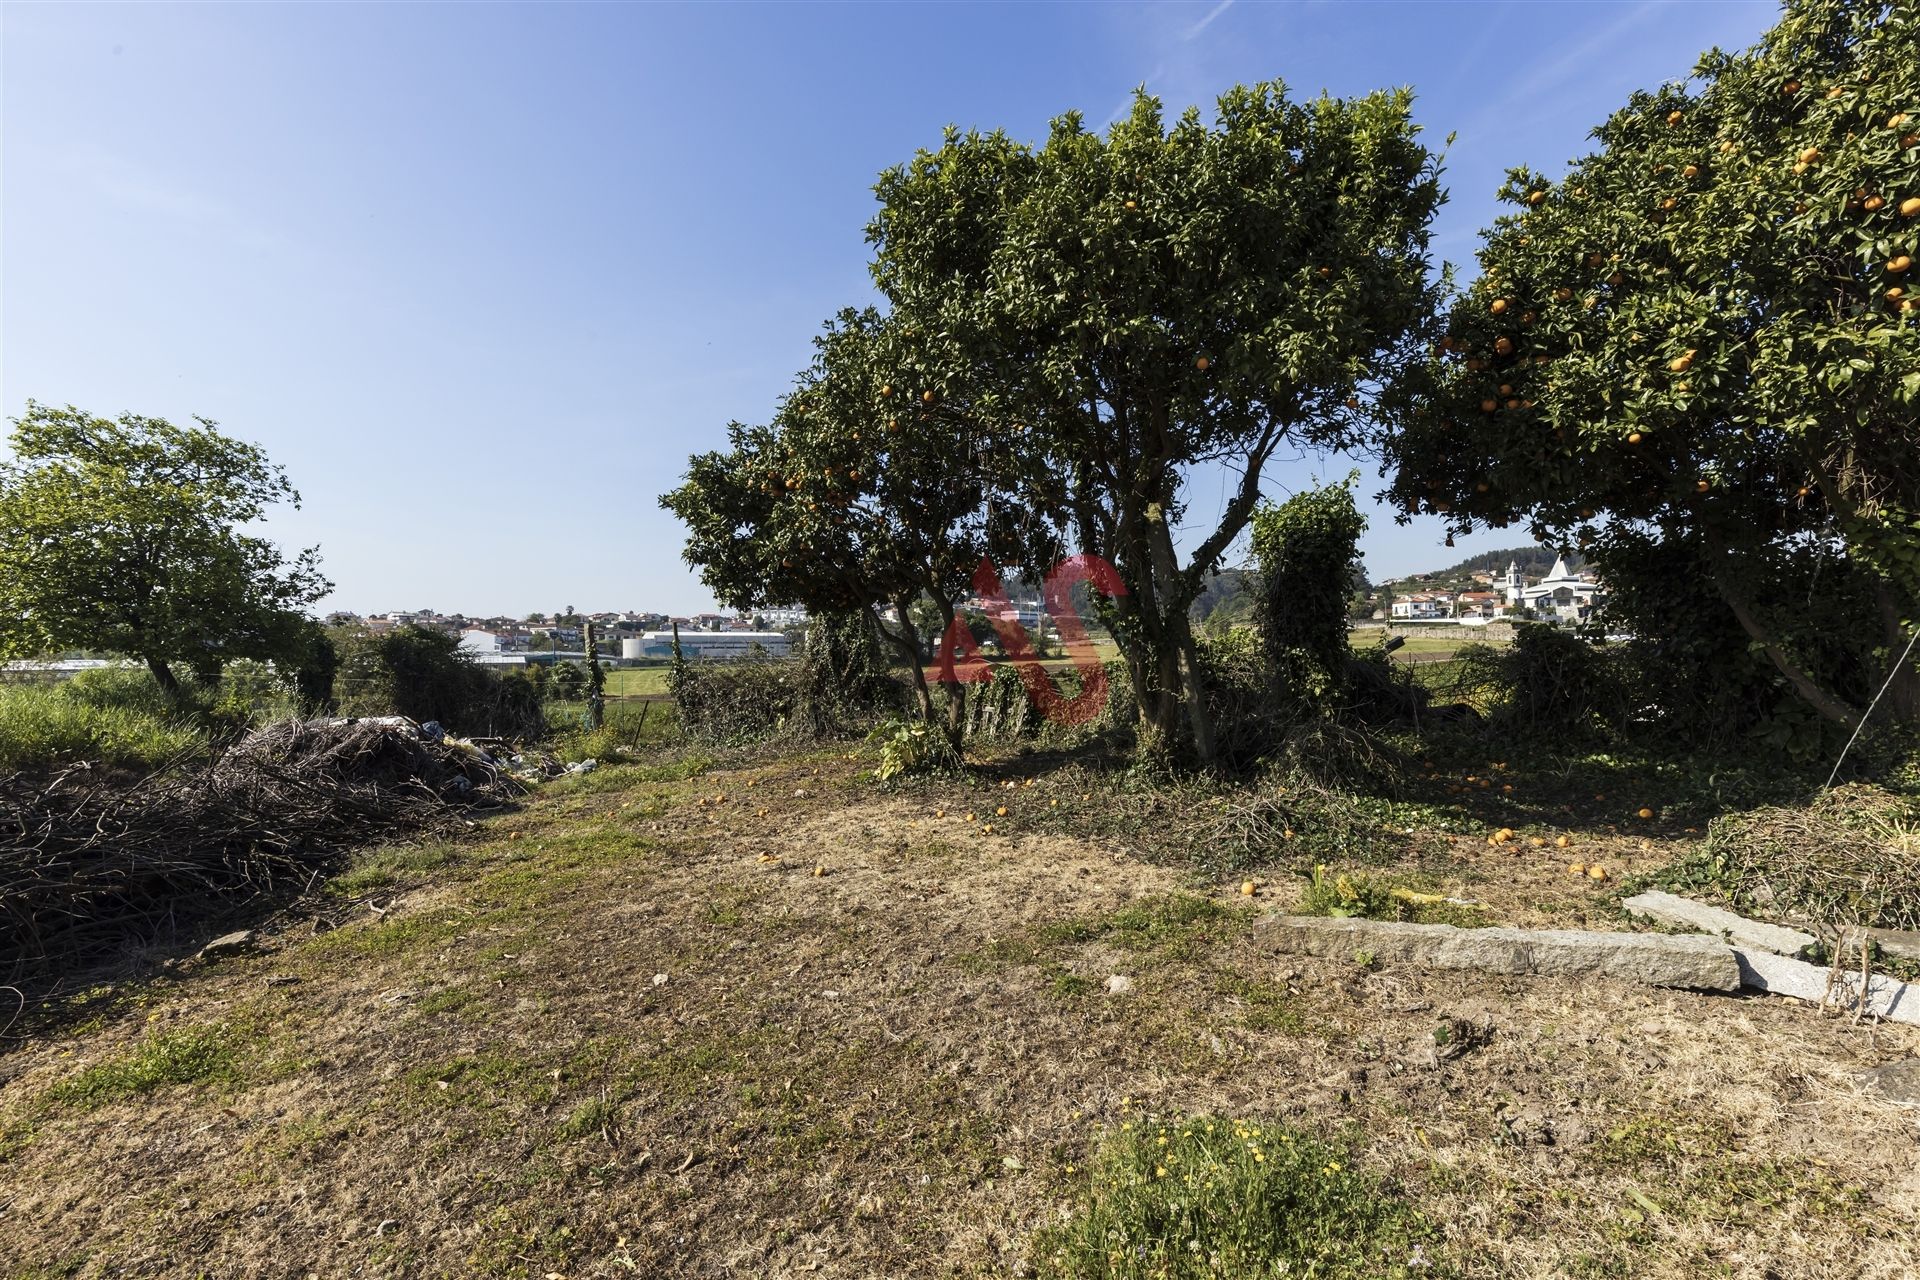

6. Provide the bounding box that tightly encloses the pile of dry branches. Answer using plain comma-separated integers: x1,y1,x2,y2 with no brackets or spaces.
1688,783,1920,932
0,718,521,1000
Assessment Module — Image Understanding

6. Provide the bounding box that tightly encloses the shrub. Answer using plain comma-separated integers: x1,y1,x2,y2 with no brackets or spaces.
1251,475,1367,703
868,714,961,780
333,626,544,737
1031,1115,1437,1280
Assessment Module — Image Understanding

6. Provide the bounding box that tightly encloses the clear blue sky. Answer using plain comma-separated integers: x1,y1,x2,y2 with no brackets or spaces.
2,0,1776,616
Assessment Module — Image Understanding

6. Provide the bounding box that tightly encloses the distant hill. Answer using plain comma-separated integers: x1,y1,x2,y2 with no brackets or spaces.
1390,546,1581,589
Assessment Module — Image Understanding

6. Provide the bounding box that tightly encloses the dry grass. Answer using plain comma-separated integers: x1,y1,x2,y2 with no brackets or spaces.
1,747,1917,1278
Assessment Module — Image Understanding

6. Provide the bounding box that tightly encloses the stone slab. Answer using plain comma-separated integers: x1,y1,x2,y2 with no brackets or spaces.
1861,928,1920,964
1254,915,1740,991
1621,890,1816,958
1732,948,1920,1025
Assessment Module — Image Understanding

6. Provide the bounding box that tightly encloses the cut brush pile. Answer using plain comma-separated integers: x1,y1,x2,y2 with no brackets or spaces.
0,717,523,1003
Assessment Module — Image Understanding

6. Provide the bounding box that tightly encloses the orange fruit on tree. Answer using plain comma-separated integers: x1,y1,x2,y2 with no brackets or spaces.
1865,195,1886,212
1490,298,1510,315
1889,255,1913,274
1637,807,1654,819
1194,354,1210,371
1553,286,1573,301
1798,146,1822,165
880,383,893,397
1901,197,1920,218
1782,79,1801,95
1481,397,1499,413
1682,164,1699,178
922,389,937,404
1124,199,1137,209
1696,479,1710,492
1669,349,1695,372
1666,110,1684,125
1627,431,1643,444
1494,336,1515,355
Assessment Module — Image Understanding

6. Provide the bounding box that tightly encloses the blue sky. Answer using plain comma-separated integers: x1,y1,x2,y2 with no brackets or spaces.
2,0,1777,616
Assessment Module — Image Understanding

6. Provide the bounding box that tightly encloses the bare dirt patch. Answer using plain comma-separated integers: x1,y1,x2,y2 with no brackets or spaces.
3,750,1917,1278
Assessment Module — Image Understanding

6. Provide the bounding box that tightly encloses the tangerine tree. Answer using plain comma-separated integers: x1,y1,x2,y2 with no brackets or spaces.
1380,0,1920,729
870,84,1446,761
661,308,1013,739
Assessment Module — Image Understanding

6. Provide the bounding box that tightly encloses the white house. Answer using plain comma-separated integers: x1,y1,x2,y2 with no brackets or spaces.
1502,556,1605,622
1390,593,1452,620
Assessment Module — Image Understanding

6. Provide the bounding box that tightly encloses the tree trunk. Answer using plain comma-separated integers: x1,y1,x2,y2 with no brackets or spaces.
880,600,936,725
933,597,968,749
144,656,184,705
1869,580,1920,725
1708,565,1862,728
1174,621,1217,764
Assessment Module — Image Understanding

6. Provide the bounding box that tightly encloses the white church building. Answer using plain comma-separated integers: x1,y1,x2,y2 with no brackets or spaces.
1502,555,1604,622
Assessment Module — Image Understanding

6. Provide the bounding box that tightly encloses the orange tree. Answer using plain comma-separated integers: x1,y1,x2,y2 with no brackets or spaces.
1380,0,1920,731
869,85,1444,762
661,308,1016,740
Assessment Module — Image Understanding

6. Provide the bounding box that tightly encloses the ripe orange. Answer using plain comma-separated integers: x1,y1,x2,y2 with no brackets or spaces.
1553,287,1573,302
1494,337,1515,355
1124,199,1137,210
1555,835,1570,848
1241,880,1258,896
1490,298,1510,315
1900,197,1920,217
880,383,893,397
1682,165,1699,178
1696,479,1710,492
887,418,900,434
995,805,1008,817
1195,355,1210,371
1627,431,1643,444
1481,397,1500,413
1607,271,1625,286
1865,195,1886,212
1719,140,1737,154
922,389,937,404
1637,807,1654,819
1660,197,1678,211
1528,190,1546,205
1587,865,1609,881
1889,255,1913,274
1669,350,1695,372
1666,110,1683,125
1798,147,1823,165
1782,79,1801,95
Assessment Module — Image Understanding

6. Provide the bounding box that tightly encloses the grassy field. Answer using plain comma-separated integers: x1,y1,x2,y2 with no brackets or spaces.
601,665,673,698
2,732,1913,1278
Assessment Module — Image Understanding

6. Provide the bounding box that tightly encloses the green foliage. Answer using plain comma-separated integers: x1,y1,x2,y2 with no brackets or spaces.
876,84,1446,762
0,403,330,700
868,714,960,780
0,680,205,771
669,657,806,745
1449,624,1614,737
1298,864,1485,927
1381,0,1920,728
1031,1115,1438,1280
333,625,544,737
1251,475,1368,701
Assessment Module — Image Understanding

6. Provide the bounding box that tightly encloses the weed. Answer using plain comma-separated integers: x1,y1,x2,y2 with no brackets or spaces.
46,1023,241,1110
1031,1115,1440,1279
